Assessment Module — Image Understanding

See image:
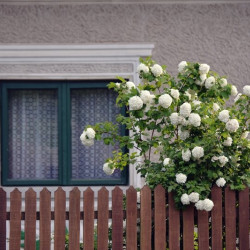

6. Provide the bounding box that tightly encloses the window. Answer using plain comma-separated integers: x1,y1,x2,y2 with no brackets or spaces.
1,80,128,186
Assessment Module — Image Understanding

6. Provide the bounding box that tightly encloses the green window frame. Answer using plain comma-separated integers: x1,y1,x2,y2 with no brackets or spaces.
1,80,128,186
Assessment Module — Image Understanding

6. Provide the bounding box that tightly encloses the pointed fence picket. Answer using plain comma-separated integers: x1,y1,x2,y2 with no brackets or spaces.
0,185,249,250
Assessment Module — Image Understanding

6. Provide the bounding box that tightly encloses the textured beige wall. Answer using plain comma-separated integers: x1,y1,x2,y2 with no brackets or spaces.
0,2,250,89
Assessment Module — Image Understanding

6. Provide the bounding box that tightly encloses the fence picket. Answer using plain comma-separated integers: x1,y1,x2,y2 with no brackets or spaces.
198,211,209,249
84,187,94,250
183,205,194,250
0,188,6,250
126,186,137,250
239,187,249,250
69,187,80,250
9,188,22,250
168,192,180,250
225,186,236,250
211,186,222,249
54,187,66,250
140,186,152,250
154,185,166,250
97,187,109,250
24,188,37,250
112,186,124,250
40,188,51,250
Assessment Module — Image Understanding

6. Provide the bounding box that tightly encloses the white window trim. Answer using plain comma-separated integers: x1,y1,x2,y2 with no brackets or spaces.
0,43,154,195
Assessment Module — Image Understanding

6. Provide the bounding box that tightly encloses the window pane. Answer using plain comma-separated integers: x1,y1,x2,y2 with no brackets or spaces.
71,88,122,180
8,89,58,180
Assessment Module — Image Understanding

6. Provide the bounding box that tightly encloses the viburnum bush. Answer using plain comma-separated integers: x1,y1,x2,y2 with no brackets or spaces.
80,58,250,211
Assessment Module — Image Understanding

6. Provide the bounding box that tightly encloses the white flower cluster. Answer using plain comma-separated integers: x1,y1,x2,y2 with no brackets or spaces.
213,103,220,112
129,96,143,110
195,64,210,86
212,155,229,167
241,131,249,139
182,149,191,162
140,90,155,105
150,64,163,77
178,127,190,140
188,113,201,127
216,177,226,187
163,158,171,166
170,89,180,99
80,128,96,146
103,162,114,175
243,85,250,96
192,100,201,107
180,102,192,118
192,146,204,159
195,199,214,211
178,61,188,73
234,93,242,103
170,112,179,125
205,76,216,89
220,78,227,87
223,137,232,146
126,81,136,90
196,74,207,86
176,173,187,184
137,63,149,74
181,192,200,206
159,94,173,108
231,85,238,96
218,110,230,123
226,119,239,132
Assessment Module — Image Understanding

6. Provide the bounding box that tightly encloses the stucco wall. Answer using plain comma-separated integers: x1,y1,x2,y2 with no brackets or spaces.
0,2,250,90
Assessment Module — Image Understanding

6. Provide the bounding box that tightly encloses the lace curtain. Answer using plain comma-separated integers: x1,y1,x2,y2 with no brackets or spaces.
8,88,121,181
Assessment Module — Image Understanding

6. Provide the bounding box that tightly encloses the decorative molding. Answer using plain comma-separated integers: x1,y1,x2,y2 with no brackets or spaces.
0,43,154,189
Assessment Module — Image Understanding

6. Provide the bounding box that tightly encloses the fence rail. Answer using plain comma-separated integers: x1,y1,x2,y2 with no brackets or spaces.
0,185,249,250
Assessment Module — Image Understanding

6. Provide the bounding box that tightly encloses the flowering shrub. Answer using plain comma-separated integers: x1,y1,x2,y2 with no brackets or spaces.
80,58,249,210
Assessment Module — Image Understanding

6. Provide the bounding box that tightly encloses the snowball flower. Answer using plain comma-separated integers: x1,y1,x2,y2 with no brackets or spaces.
178,116,189,126
234,93,242,103
220,78,227,87
188,113,201,127
80,131,94,146
115,82,120,88
137,63,149,74
126,81,136,90
205,76,216,89
211,156,219,162
243,85,250,96
192,100,202,106
213,103,220,112
218,110,230,123
231,85,238,96
163,158,171,166
189,192,199,203
140,90,154,104
192,146,204,159
203,199,214,211
176,173,187,184
223,137,232,146
226,119,239,132
195,200,204,210
170,112,179,125
178,127,190,140
180,102,192,118
184,91,191,100
181,194,190,205
199,64,210,74
218,155,229,166
170,89,180,99
182,149,191,162
85,128,96,139
241,131,249,139
103,162,114,175
159,94,173,108
128,96,143,110
178,61,187,73
195,74,207,86
150,64,163,77
216,177,226,187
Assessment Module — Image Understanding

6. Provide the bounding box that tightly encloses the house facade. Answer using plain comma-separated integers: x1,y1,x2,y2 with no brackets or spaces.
0,0,250,195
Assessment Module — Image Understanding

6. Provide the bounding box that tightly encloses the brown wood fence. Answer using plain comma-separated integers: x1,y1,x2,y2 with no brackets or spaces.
0,185,249,250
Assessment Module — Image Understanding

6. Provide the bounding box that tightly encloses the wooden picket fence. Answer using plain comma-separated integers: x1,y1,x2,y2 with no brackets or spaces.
0,185,249,250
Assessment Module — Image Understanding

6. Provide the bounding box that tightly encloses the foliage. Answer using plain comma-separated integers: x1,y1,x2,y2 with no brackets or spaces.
81,58,250,210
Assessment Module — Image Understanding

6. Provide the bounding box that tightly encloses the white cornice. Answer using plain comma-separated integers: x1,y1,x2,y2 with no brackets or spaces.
0,44,155,63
